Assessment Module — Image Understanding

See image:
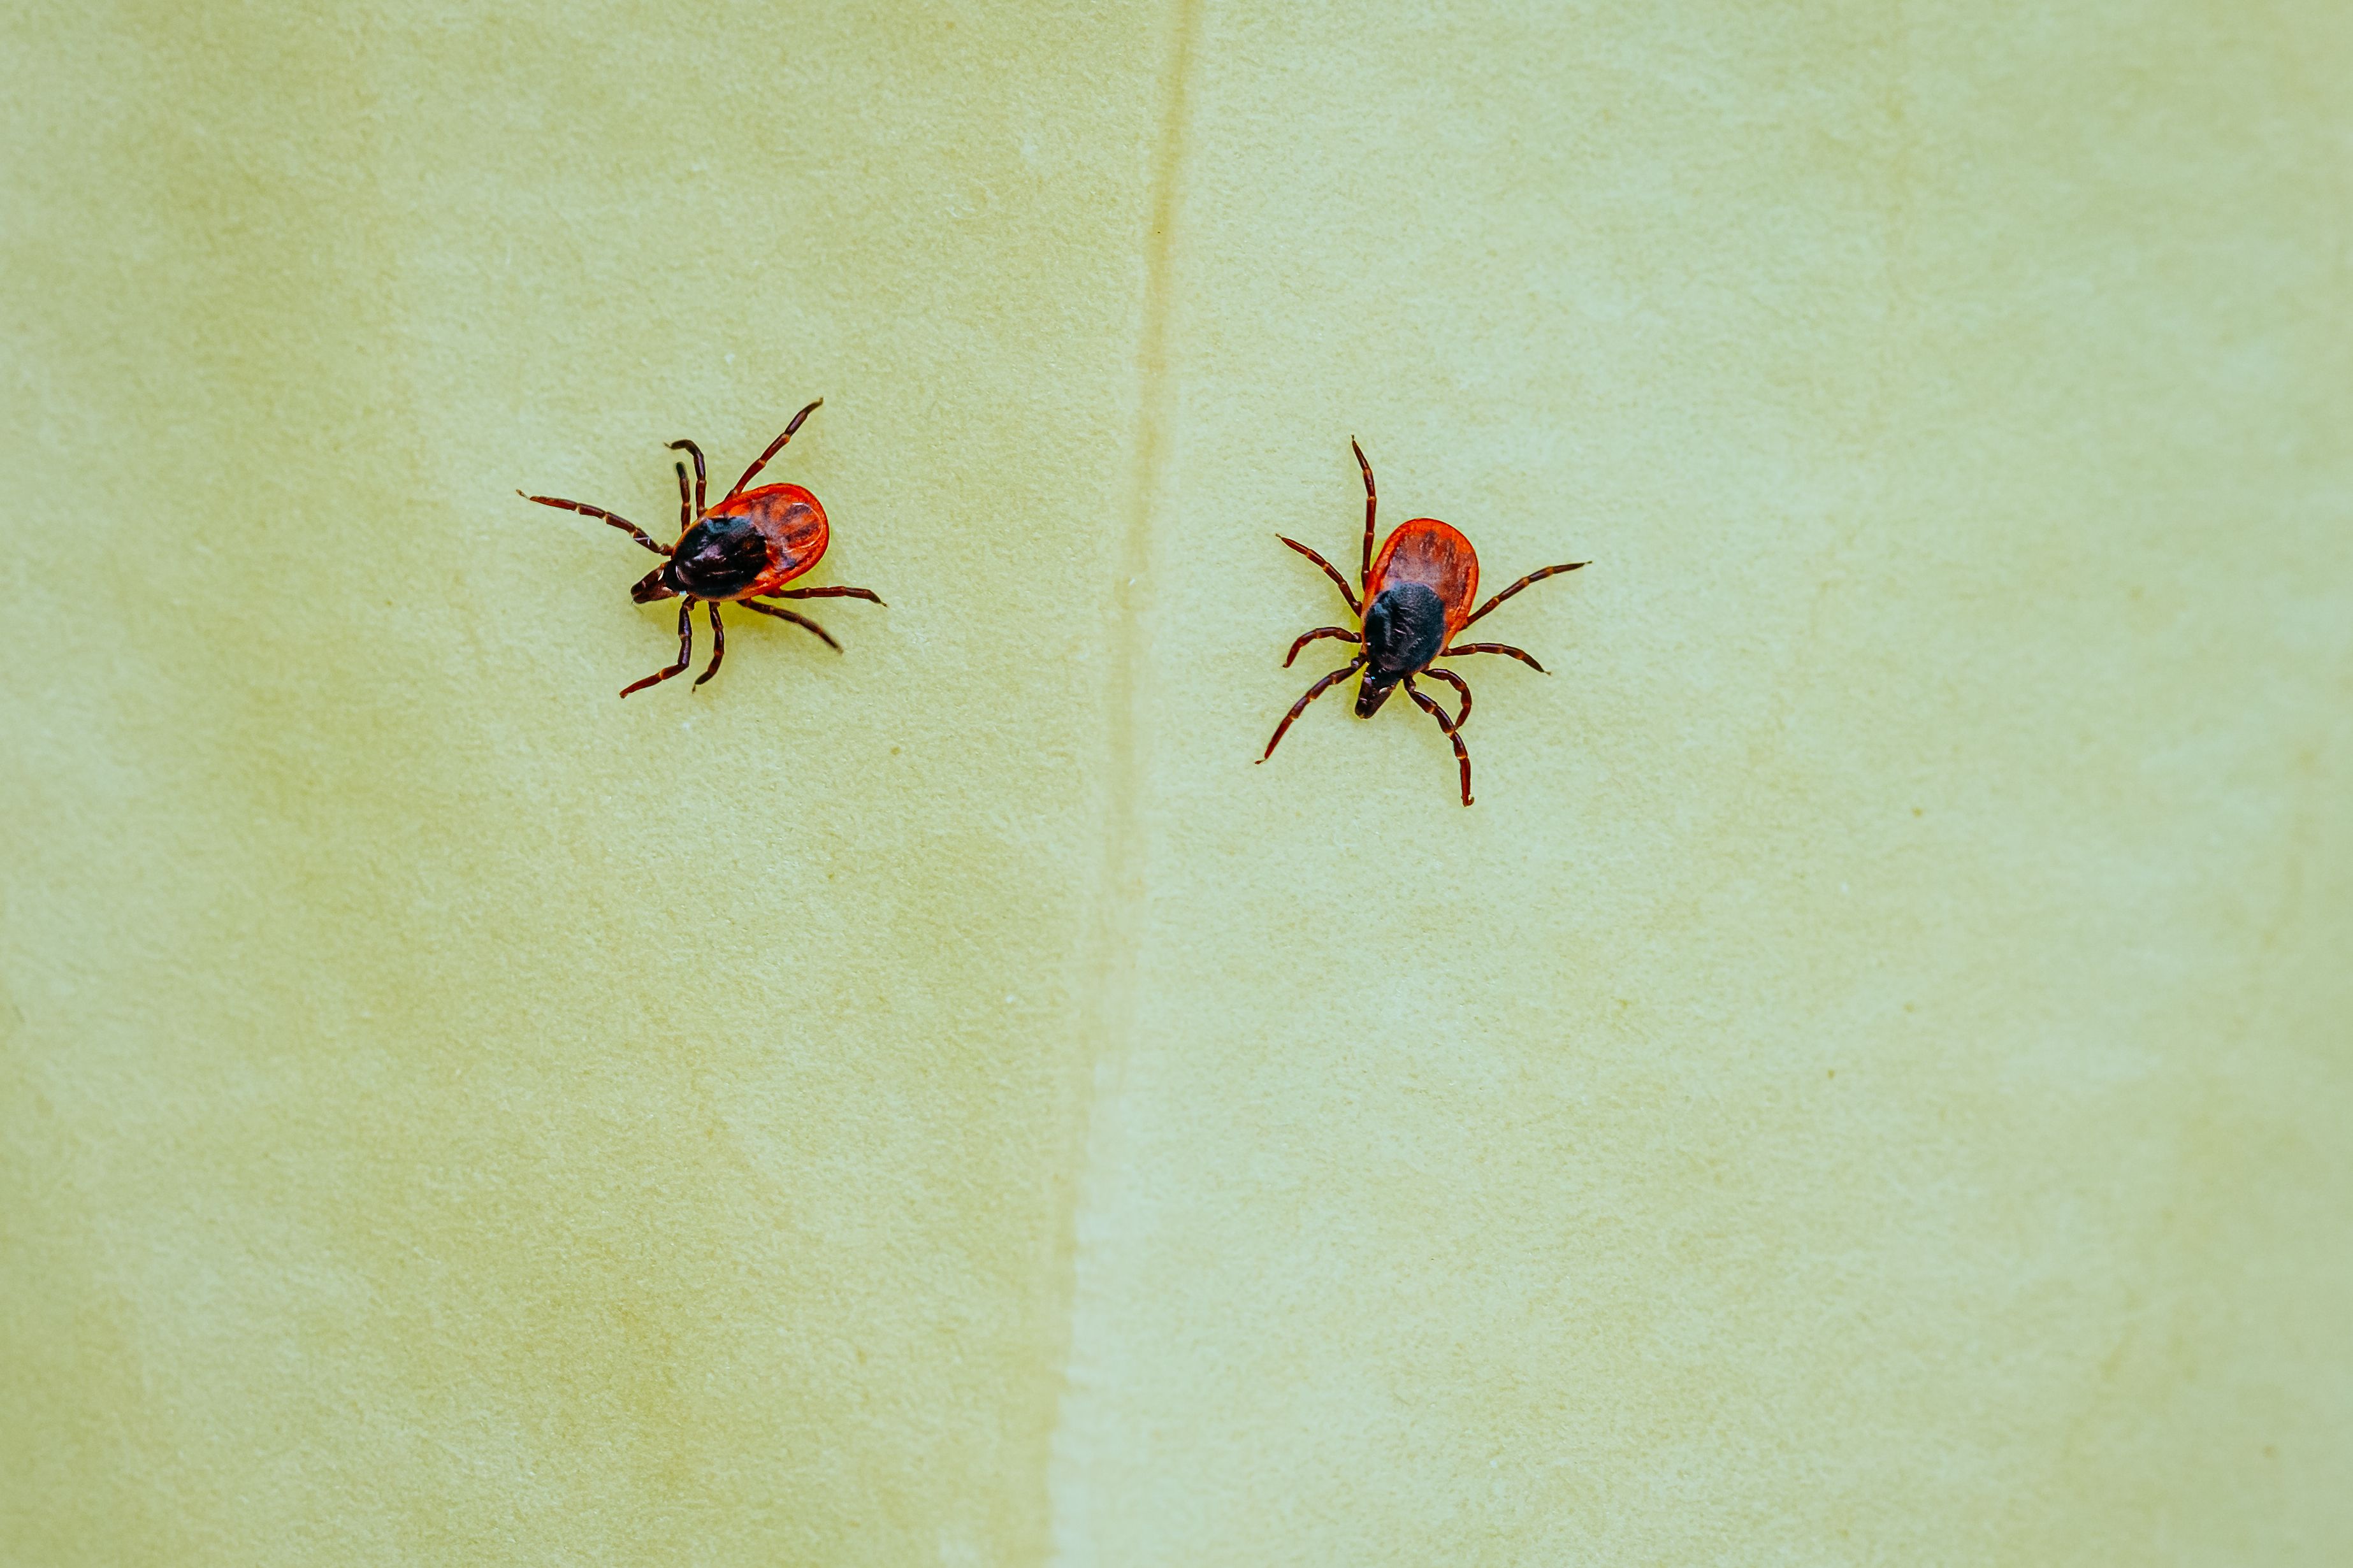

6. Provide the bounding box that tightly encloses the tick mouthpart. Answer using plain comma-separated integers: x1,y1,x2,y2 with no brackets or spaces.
1355,673,1400,718
631,566,679,603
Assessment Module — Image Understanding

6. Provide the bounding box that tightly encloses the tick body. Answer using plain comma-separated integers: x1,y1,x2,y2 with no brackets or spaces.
1259,440,1587,806
520,398,885,696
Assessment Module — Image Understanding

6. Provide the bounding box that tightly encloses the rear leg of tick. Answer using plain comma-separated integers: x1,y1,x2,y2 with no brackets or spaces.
1420,665,1472,731
741,597,843,652
521,492,672,557
1442,640,1546,673
667,438,707,518
693,601,726,686
1277,536,1360,615
1284,626,1359,667
727,398,822,499
1404,674,1473,807
1463,561,1588,628
769,586,887,606
1259,656,1365,764
621,598,698,697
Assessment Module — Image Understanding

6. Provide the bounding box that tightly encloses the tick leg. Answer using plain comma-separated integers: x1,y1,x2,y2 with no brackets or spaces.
1420,665,1472,731
666,438,707,517
1463,561,1588,628
1283,625,1359,667
694,600,726,686
741,596,843,652
727,398,822,500
769,586,887,605
1257,656,1365,764
1277,535,1360,615
1440,640,1547,673
520,492,672,556
1352,438,1377,591
621,598,697,697
673,460,694,531
1404,674,1474,807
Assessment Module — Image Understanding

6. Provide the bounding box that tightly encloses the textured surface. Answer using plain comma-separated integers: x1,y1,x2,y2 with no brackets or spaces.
4,2,2349,1564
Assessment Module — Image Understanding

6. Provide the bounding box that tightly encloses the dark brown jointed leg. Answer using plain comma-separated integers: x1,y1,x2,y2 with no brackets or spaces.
520,492,671,556
1351,438,1377,589
727,398,822,500
1440,640,1547,673
694,600,726,686
621,598,698,697
1420,665,1472,731
1405,675,1474,807
769,586,887,606
1277,535,1359,615
674,461,694,532
1284,625,1359,668
667,438,707,518
1463,561,1587,628
1258,656,1365,763
740,596,842,652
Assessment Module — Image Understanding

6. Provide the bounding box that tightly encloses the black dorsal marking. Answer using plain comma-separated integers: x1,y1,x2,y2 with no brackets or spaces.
1361,581,1447,678
667,514,769,598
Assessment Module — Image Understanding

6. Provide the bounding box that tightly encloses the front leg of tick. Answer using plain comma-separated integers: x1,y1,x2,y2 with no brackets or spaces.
693,601,726,686
621,598,698,697
1403,673,1474,807
1259,656,1366,764
1419,665,1472,731
1283,626,1360,667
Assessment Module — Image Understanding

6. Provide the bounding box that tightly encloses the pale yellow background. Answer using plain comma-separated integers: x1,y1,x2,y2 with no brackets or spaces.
4,1,2349,1563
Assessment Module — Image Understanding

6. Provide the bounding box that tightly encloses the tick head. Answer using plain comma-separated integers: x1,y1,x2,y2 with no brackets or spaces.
630,563,679,603
1355,670,1400,718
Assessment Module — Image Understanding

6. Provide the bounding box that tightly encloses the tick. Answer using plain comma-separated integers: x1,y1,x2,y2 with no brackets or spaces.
520,398,885,696
1258,439,1587,806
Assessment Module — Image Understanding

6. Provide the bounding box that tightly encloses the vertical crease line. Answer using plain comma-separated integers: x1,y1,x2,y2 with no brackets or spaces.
1041,0,1201,1558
